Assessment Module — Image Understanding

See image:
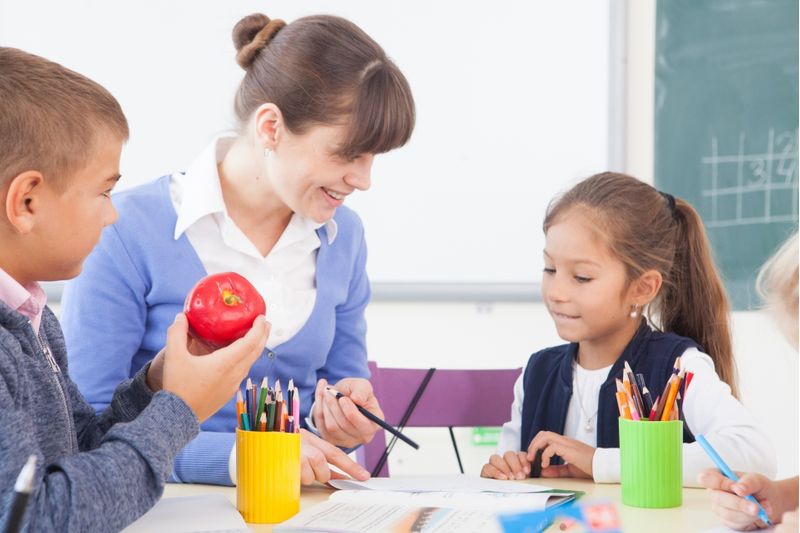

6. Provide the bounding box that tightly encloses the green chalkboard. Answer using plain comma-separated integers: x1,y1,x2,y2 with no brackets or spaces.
655,0,798,310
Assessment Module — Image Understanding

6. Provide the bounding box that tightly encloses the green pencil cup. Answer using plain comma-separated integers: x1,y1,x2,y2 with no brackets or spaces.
619,418,683,508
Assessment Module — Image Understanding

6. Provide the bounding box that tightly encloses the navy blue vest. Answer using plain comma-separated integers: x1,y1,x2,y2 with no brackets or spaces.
520,321,698,460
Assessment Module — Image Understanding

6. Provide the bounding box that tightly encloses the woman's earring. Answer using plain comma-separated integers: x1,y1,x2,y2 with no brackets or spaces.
264,147,271,157
629,304,639,318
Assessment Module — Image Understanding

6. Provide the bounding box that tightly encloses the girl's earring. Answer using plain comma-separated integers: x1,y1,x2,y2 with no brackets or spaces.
629,304,639,319
264,147,271,157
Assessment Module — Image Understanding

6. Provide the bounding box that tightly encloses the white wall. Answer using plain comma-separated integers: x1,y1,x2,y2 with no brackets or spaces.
0,0,611,286
365,0,799,479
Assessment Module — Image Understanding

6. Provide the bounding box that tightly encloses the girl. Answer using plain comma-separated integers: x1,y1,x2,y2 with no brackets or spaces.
480,172,776,486
700,233,798,531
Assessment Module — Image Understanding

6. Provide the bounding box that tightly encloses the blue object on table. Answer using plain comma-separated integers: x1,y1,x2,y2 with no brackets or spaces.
696,434,772,526
498,501,622,533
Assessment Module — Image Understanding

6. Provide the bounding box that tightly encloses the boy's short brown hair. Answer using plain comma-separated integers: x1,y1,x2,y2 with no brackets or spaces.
0,47,129,190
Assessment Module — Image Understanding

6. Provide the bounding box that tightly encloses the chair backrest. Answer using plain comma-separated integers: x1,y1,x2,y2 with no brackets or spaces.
355,361,522,477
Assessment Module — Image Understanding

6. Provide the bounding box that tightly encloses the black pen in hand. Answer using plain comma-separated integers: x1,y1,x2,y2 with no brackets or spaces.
325,387,420,450
6,455,36,533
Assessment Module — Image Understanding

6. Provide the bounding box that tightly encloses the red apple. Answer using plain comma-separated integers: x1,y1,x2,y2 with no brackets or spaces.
184,272,266,349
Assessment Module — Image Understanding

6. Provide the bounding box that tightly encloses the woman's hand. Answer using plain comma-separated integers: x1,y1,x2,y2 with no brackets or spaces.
480,451,531,480
312,378,383,448
300,429,370,485
525,431,595,479
698,469,781,530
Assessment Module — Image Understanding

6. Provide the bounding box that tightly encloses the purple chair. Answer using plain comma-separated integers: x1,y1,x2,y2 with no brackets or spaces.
355,361,522,477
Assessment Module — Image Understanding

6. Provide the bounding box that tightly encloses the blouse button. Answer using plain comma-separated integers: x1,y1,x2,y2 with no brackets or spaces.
267,350,276,359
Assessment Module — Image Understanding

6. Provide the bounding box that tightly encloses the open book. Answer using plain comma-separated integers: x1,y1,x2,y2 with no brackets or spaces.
275,475,576,533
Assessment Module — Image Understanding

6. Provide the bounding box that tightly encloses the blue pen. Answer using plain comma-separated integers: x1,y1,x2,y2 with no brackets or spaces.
696,434,772,526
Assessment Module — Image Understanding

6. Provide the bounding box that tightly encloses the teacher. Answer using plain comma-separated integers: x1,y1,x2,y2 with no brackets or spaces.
60,12,415,486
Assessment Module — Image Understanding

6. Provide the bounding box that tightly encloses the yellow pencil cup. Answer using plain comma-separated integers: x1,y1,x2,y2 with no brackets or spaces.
236,428,301,524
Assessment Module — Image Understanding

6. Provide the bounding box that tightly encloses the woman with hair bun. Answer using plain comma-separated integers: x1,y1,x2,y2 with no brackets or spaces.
61,13,415,486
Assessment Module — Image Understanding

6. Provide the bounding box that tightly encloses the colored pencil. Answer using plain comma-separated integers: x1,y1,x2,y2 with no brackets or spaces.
236,390,245,429
625,390,641,421
267,400,275,432
641,386,654,414
622,372,632,398
293,387,300,432
625,362,646,416
274,393,283,432
614,380,631,419
615,391,630,419
648,395,660,421
245,378,253,427
660,368,685,421
654,376,674,421
255,377,268,430
684,371,695,398
635,373,653,413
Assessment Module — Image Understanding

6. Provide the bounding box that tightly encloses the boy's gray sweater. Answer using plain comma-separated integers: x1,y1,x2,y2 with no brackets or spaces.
0,302,199,532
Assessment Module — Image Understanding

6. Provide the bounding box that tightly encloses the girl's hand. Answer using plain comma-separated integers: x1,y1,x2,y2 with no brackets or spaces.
526,431,595,479
698,469,780,530
776,508,798,532
480,451,531,480
312,378,383,448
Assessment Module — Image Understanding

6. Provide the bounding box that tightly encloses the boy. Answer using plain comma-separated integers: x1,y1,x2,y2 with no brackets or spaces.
0,47,269,532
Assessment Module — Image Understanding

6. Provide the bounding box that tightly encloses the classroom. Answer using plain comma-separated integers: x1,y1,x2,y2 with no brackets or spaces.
0,0,797,532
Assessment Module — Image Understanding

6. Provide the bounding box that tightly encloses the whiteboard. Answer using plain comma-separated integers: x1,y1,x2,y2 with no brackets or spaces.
0,0,613,287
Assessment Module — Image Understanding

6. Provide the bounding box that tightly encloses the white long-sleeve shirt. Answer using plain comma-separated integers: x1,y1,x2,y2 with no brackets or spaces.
496,347,777,487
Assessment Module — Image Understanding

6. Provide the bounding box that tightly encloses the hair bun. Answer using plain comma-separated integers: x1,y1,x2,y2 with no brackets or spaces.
233,13,286,70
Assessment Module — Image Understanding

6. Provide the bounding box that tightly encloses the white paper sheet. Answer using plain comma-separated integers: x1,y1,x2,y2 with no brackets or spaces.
122,493,250,533
329,474,558,494
329,489,572,512
274,501,501,533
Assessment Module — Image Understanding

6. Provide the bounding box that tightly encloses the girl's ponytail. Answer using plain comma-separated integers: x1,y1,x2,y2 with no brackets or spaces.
658,199,737,397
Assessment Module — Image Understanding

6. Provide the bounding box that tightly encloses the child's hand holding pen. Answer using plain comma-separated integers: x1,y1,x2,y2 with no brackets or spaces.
312,378,384,448
699,469,785,530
